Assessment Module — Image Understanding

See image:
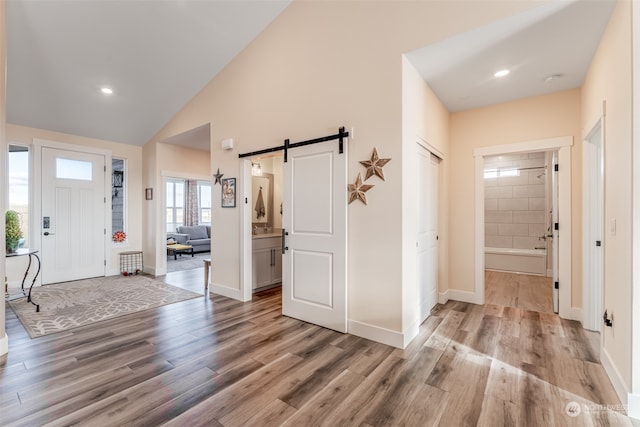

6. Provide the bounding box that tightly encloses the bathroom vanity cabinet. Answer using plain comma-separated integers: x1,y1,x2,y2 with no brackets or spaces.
252,235,282,290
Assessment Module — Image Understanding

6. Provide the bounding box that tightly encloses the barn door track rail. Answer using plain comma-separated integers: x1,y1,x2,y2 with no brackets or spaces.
238,126,349,162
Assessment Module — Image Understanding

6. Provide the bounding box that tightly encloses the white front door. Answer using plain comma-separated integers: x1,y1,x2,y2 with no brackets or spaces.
282,141,347,332
41,147,106,284
417,144,439,322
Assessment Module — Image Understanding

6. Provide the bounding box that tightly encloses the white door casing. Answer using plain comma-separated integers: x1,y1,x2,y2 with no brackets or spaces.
41,147,106,284
282,141,347,333
552,151,559,314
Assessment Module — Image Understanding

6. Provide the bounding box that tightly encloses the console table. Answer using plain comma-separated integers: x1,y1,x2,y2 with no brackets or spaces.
5,248,41,312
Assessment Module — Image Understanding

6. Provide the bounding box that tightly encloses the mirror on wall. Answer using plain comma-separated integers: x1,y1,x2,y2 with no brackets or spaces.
252,173,273,227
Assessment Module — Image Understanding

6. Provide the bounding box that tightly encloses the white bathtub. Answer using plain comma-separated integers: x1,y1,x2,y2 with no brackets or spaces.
485,247,547,276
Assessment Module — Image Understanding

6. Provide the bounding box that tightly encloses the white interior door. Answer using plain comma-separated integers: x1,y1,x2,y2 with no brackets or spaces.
552,151,559,313
428,153,440,311
282,141,347,332
583,124,604,331
41,147,106,284
416,144,439,322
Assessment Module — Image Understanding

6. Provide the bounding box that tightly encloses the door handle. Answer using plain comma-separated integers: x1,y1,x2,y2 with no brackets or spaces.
43,232,55,236
282,229,289,254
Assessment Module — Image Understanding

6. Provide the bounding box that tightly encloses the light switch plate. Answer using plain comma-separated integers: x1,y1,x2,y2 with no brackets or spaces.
610,219,616,236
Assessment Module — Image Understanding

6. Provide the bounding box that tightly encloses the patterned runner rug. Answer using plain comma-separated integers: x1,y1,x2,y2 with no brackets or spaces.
9,275,202,338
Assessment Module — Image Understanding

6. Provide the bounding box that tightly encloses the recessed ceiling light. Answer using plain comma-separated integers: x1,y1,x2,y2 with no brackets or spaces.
100,86,114,95
494,69,510,78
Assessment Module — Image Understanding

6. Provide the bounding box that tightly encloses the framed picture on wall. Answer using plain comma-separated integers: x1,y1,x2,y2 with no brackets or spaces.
221,177,236,208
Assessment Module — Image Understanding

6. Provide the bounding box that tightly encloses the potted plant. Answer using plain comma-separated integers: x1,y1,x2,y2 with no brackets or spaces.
6,210,23,253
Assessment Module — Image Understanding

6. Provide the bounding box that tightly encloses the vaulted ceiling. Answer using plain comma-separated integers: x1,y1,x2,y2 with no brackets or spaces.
6,0,616,148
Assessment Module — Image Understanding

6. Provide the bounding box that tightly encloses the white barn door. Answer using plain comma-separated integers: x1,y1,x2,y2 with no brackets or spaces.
282,141,347,332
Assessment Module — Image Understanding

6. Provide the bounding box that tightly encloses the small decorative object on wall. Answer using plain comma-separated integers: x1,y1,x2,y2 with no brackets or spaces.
112,231,127,243
145,188,153,200
221,177,236,208
213,168,224,186
360,147,391,181
348,173,374,205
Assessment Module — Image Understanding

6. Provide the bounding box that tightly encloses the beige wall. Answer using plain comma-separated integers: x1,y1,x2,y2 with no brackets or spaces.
144,1,539,337
449,89,582,305
157,143,211,178
401,57,450,333
1,0,7,354
6,124,144,276
581,0,633,392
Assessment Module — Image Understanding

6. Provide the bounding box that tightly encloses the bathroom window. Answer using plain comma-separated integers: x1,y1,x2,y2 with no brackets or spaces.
112,158,126,238
8,145,30,247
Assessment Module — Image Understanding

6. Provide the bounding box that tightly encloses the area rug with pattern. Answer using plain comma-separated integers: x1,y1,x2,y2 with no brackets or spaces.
9,275,203,338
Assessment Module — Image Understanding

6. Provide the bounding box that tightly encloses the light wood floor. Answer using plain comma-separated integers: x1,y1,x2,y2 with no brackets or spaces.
1,268,636,426
486,270,554,313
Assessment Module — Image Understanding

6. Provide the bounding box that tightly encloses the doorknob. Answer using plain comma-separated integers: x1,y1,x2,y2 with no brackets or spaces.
43,232,55,236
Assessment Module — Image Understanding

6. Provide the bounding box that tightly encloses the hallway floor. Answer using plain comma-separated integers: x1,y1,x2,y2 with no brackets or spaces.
0,271,636,426
485,270,554,313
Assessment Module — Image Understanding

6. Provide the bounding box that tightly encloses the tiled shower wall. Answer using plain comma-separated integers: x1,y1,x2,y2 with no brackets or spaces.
484,152,549,250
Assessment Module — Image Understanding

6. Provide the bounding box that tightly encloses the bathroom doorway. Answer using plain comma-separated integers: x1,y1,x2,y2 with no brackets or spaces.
483,150,557,313
247,154,284,297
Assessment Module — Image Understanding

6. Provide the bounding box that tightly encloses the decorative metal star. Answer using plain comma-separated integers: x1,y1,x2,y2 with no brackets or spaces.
213,168,224,186
360,148,391,181
348,173,374,205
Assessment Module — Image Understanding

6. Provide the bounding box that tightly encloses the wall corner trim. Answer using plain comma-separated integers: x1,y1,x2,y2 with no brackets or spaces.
447,288,482,305
211,284,241,301
438,290,450,305
601,347,630,409
0,334,8,356
348,319,408,349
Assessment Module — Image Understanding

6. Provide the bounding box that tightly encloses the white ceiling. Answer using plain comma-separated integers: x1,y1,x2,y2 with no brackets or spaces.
406,0,616,112
162,123,211,152
6,0,290,146
6,1,617,148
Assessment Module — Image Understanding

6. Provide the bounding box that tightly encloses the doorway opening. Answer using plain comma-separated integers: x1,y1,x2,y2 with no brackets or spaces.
483,150,557,314
247,154,284,296
473,136,573,319
164,176,212,274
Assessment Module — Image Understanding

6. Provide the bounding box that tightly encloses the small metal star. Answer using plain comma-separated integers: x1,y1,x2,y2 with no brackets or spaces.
213,168,224,185
360,148,391,181
348,173,374,205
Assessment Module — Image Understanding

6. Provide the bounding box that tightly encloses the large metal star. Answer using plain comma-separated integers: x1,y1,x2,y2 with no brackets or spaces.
359,148,391,181
213,168,224,186
348,173,374,205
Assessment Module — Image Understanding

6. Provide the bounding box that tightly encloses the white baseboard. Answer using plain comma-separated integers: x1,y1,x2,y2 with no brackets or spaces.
568,307,583,323
211,284,242,300
448,288,482,305
143,265,165,276
0,333,8,356
628,393,640,420
438,290,449,305
600,347,629,409
348,319,407,349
